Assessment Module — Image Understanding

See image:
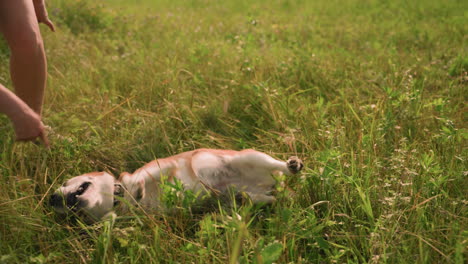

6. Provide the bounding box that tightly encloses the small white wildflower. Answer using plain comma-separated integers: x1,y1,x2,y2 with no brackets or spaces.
400,197,411,203
383,197,395,205
235,213,242,221
372,255,381,262
383,213,394,219
399,181,413,186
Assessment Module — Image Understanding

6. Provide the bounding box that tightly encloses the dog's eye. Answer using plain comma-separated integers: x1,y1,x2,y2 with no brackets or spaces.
76,182,91,195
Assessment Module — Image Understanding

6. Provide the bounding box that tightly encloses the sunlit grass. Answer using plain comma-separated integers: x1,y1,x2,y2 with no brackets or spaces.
0,0,466,263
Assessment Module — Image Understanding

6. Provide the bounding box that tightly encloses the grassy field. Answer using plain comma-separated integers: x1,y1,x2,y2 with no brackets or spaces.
0,0,466,263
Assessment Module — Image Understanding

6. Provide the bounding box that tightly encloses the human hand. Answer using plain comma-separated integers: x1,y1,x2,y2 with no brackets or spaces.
12,110,50,148
33,0,55,32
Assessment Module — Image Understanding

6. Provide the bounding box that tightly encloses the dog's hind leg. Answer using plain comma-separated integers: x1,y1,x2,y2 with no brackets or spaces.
233,150,304,176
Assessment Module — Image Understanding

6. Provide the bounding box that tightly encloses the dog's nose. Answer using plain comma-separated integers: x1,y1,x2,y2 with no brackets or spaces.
49,193,64,207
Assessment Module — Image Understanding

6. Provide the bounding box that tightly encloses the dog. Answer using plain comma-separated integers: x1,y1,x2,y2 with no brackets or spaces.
50,149,303,223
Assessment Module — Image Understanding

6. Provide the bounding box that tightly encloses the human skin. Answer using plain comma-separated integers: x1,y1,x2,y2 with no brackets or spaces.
0,0,55,115
0,83,49,146
0,0,54,146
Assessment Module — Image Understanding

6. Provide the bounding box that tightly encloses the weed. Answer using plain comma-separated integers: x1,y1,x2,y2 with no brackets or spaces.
0,0,466,263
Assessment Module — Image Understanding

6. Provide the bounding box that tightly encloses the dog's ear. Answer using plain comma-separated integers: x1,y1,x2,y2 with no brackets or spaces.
113,183,124,206
135,179,145,201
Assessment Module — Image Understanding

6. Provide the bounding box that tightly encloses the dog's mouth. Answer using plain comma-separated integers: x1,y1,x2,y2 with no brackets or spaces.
49,183,123,224
49,193,98,224
49,193,88,213
50,189,121,223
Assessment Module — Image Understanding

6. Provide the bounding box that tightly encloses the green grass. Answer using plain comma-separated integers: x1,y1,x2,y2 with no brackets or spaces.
0,0,467,263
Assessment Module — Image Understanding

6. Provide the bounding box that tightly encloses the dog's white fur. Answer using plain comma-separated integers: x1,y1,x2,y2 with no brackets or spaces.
51,149,303,223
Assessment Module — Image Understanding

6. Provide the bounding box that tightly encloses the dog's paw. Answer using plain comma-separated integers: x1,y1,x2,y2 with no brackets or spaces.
287,156,303,174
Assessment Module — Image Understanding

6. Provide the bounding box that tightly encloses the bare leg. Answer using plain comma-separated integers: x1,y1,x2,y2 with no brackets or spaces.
0,0,48,115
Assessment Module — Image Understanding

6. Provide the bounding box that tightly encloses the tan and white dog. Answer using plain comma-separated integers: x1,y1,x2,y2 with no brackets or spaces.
50,149,303,223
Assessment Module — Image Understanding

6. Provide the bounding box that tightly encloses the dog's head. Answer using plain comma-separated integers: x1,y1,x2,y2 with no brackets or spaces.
50,172,121,223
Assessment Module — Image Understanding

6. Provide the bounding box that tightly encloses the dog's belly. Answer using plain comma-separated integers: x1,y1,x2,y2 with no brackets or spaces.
197,165,242,191
200,167,276,196
135,150,279,206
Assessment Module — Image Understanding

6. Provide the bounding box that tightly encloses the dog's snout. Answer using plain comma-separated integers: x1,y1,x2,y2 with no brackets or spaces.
49,193,64,207
66,194,79,209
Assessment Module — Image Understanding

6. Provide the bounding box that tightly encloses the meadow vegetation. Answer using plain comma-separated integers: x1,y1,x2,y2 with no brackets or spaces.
0,0,466,263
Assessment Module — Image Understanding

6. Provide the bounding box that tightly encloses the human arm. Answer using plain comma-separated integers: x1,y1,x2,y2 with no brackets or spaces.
32,0,55,32
0,84,49,147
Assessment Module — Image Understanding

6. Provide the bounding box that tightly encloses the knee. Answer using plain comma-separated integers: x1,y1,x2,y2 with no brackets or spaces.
8,29,44,57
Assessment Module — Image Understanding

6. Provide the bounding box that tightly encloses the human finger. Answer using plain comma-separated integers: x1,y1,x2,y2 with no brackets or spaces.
43,18,55,32
16,134,40,143
15,129,50,149
39,131,50,149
